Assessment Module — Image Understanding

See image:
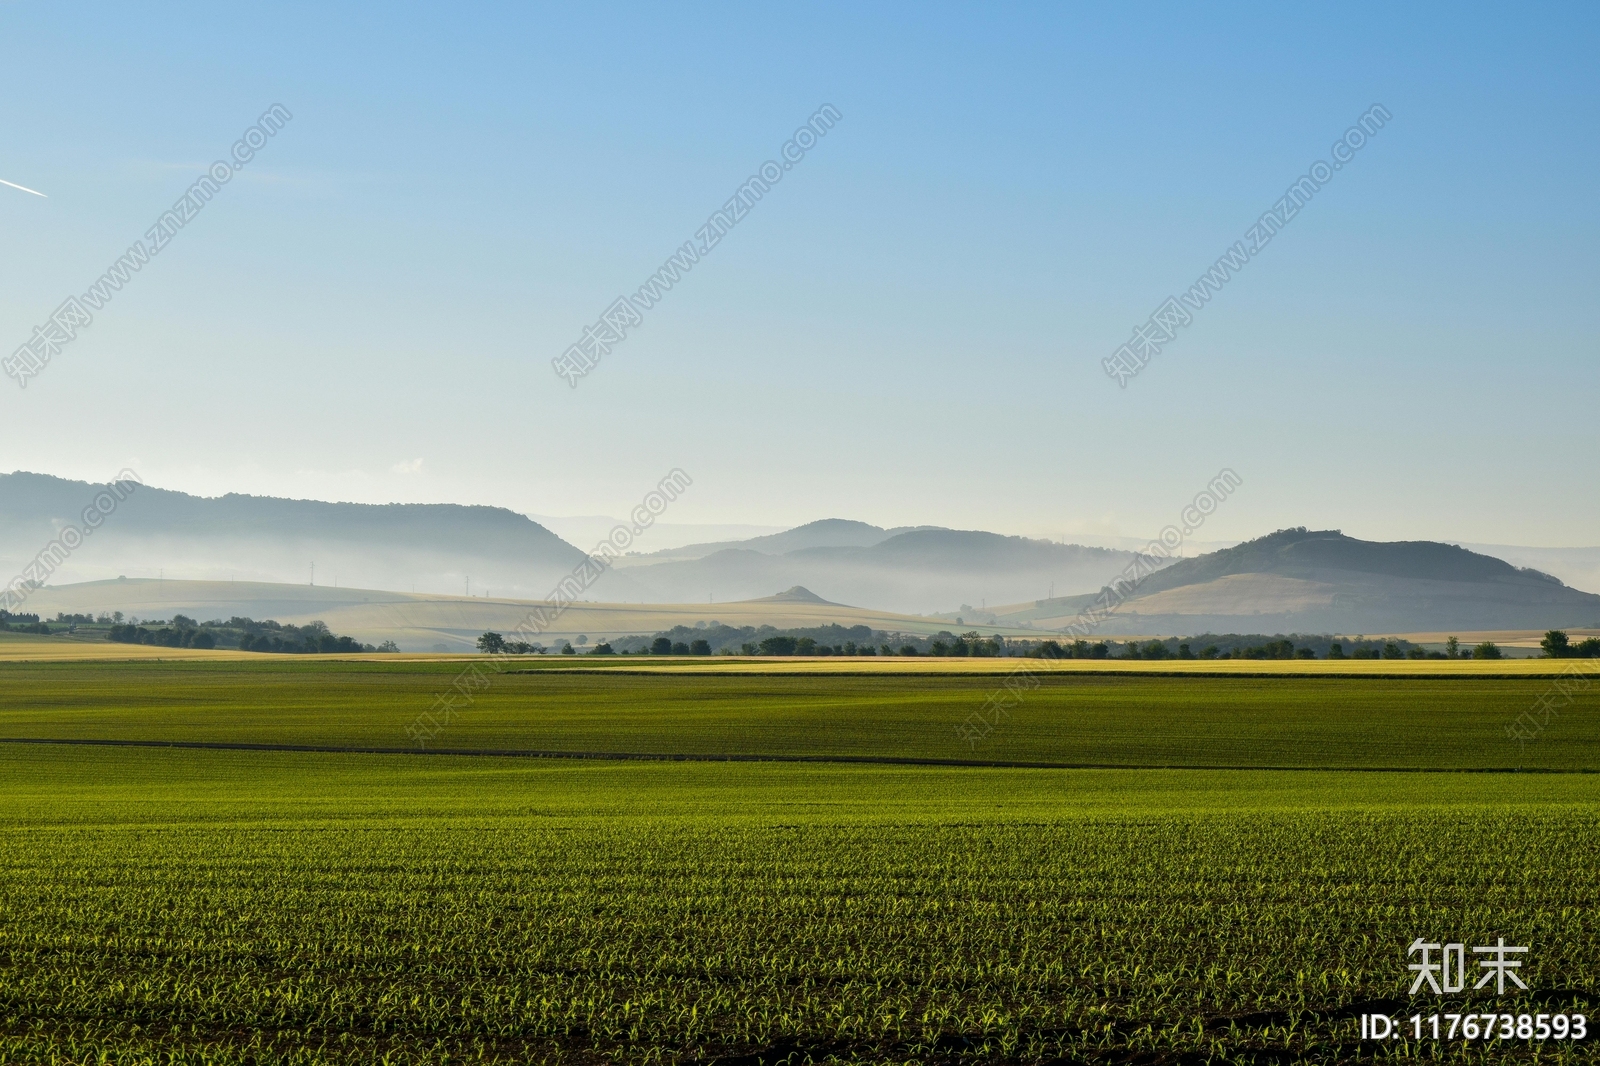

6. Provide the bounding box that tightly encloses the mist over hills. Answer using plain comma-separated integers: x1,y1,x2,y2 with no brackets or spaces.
6,474,1599,634
595,527,1148,614
0,471,586,599
0,476,1155,616
621,519,942,563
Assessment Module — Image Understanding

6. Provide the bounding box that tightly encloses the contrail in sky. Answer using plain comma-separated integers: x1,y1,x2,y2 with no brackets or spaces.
0,178,46,197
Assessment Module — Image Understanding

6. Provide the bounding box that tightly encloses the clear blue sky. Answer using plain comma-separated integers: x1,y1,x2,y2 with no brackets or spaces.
3,1,1596,546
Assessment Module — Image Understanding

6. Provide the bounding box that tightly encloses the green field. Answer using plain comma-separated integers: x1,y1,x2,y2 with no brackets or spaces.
0,659,1595,769
1,660,1597,1063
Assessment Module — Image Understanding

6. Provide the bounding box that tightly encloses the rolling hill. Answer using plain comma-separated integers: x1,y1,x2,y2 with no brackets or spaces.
10,473,1596,633
989,528,1600,634
611,518,939,564
594,528,1154,615
0,471,588,599
1,475,1148,613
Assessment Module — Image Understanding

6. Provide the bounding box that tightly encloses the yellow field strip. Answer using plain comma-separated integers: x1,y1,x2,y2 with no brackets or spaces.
0,637,1586,675
518,658,1589,676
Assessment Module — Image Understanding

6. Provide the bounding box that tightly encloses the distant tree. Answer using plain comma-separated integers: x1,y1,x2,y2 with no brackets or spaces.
1038,640,1065,659
671,642,690,655
1199,644,1220,660
1444,636,1460,659
590,642,614,655
1089,642,1109,659
112,611,123,623
795,637,817,655
899,645,919,656
689,639,710,655
1381,642,1404,660
560,642,575,654
1575,637,1600,658
1177,643,1193,660
1070,640,1090,658
1541,630,1571,658
476,631,505,654
1295,647,1317,659
931,641,949,656
1142,641,1169,660
740,642,757,655
191,631,216,650
377,640,400,652
651,637,673,655
575,634,588,646
1327,642,1344,660
1407,646,1427,660
1472,641,1502,660
759,636,796,655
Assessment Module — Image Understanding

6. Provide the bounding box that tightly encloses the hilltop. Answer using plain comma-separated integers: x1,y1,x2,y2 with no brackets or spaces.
988,528,1600,634
618,519,927,563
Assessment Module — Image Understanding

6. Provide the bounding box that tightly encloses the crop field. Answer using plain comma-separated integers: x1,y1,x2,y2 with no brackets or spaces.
1,659,1597,1064
0,658,1595,769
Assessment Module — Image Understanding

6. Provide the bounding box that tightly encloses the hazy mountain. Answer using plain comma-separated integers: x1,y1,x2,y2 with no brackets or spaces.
594,528,1152,614
0,471,588,599
617,518,939,565
0,473,1140,612
992,528,1600,634
531,515,787,554
1458,543,1600,596
15,472,1592,631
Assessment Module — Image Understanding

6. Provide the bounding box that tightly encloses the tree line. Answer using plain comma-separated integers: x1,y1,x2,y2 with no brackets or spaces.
471,626,1540,661
109,615,395,653
1541,630,1600,658
1030,635,1504,660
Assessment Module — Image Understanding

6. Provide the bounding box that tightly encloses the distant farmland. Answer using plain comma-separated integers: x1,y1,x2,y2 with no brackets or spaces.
19,577,1052,650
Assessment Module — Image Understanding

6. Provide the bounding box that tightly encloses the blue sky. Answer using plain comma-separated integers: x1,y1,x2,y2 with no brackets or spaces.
2,1,1596,547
